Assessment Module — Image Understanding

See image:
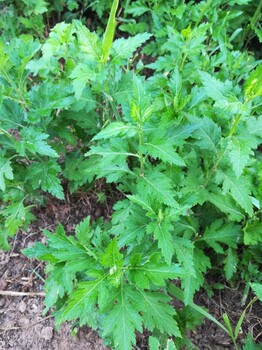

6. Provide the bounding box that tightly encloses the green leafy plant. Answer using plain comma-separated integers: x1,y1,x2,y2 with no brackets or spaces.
1,0,261,349
0,0,151,249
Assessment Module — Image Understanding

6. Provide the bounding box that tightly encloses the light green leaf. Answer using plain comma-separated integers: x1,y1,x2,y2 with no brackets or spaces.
141,137,185,166
199,219,241,254
140,170,178,207
181,248,210,304
166,339,177,350
149,336,160,350
92,122,137,140
27,160,64,199
216,171,253,216
102,286,143,350
227,138,253,178
126,195,155,215
76,21,101,60
137,289,181,337
244,220,262,245
208,192,245,222
70,63,97,99
129,253,184,289
199,71,230,102
20,127,58,157
0,158,14,191
101,0,119,63
75,217,92,245
173,237,195,278
100,238,123,268
250,283,262,301
224,247,238,280
191,116,221,153
111,33,152,64
147,220,174,265
56,277,104,328
245,64,262,101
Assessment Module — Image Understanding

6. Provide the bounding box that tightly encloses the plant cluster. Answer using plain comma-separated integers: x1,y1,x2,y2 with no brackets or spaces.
0,0,261,349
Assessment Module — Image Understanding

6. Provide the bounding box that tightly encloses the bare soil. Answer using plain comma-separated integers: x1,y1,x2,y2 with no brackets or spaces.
0,192,261,350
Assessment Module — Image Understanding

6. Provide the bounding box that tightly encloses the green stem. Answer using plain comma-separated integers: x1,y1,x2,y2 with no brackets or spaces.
3,95,27,108
228,114,242,137
138,123,145,176
203,148,226,188
203,112,243,188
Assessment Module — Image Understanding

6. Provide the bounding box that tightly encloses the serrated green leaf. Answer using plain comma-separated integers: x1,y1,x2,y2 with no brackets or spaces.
245,64,262,101
26,160,64,199
75,216,92,245
141,136,185,166
76,21,101,60
27,83,74,122
56,276,105,328
137,289,181,337
173,236,195,277
22,0,48,14
125,3,149,16
2,201,33,235
250,283,262,301
147,220,174,265
216,171,253,215
140,170,178,207
149,336,160,350
246,115,262,140
224,247,238,280
243,333,261,350
85,138,135,182
181,248,210,304
19,127,58,157
111,200,149,246
126,195,155,215
43,226,94,261
166,339,177,350
70,63,97,99
199,71,229,102
244,220,262,245
92,122,138,140
208,192,245,222
129,253,184,289
199,219,241,254
102,286,143,350
227,138,253,178
191,116,221,153
111,33,152,64
43,265,75,313
0,158,13,191
100,238,123,268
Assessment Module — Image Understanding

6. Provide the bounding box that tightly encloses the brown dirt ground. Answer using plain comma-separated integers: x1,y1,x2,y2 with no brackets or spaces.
0,192,261,350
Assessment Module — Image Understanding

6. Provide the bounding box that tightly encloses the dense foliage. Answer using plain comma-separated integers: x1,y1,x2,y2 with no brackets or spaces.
0,0,262,349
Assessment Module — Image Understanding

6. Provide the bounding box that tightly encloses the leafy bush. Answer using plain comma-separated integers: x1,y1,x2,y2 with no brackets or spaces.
0,0,261,348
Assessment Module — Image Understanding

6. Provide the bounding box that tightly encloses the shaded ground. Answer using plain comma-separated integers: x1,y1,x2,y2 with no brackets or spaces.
0,192,261,349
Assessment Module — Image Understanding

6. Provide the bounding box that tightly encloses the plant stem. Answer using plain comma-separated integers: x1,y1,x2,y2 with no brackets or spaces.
203,111,243,187
138,122,145,175
228,114,242,137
